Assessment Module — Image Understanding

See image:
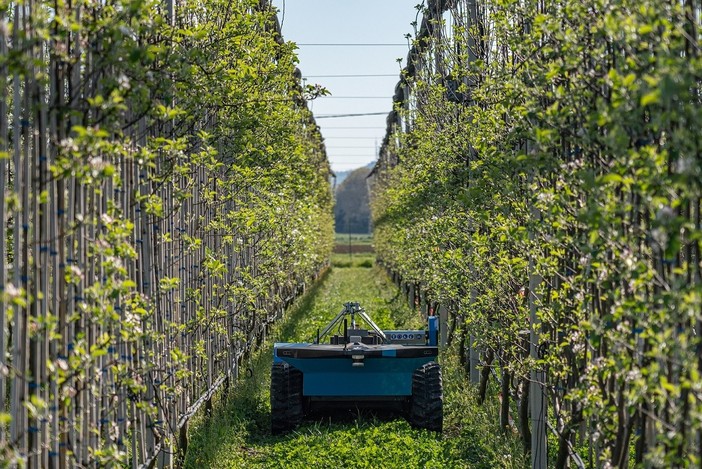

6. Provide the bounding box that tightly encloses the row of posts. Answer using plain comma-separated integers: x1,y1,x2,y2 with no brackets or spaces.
386,265,548,469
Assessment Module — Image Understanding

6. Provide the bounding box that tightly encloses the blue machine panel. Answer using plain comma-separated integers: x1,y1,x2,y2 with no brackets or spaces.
384,330,426,345
428,316,439,346
280,355,433,397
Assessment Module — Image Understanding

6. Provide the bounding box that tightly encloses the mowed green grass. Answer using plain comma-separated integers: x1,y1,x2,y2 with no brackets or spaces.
183,262,527,469
330,252,374,269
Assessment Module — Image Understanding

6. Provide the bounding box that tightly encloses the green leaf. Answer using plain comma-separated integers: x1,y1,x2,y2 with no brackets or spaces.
638,24,653,35
641,90,660,106
598,173,623,184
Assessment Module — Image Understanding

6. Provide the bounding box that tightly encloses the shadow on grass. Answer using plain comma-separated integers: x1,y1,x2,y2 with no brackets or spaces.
300,406,410,430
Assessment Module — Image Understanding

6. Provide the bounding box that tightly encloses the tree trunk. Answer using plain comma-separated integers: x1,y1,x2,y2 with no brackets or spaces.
458,321,468,371
555,407,583,469
478,349,494,405
520,375,531,454
500,364,511,431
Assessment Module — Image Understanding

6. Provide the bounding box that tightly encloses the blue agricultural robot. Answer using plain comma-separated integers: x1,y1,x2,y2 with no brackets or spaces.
271,302,443,434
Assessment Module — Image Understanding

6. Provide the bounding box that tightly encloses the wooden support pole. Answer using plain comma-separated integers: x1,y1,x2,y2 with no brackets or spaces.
438,304,448,347
469,334,480,384
10,2,27,454
529,256,547,469
0,4,8,446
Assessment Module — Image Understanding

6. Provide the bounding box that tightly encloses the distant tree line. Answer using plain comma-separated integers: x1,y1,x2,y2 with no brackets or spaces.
335,167,371,234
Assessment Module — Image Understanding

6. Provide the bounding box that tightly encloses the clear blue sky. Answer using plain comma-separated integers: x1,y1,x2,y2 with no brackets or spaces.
271,0,423,173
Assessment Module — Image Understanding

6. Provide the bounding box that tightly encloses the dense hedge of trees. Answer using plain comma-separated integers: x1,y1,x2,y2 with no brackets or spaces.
0,0,333,466
370,0,702,466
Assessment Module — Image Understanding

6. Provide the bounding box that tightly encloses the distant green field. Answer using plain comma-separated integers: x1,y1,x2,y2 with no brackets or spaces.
331,252,374,268
334,232,373,245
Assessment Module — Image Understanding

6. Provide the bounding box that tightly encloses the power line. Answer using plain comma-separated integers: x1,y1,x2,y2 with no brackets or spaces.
315,112,388,119
332,157,378,160
328,96,391,98
304,74,398,78
323,137,380,139
321,126,385,129
332,158,377,161
297,43,407,46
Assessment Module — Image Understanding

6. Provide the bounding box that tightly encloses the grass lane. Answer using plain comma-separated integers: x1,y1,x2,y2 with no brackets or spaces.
184,255,526,468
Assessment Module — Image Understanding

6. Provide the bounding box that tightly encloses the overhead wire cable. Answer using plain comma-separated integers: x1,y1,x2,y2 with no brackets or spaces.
297,43,407,46
315,112,388,119
304,74,397,78
321,96,390,98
